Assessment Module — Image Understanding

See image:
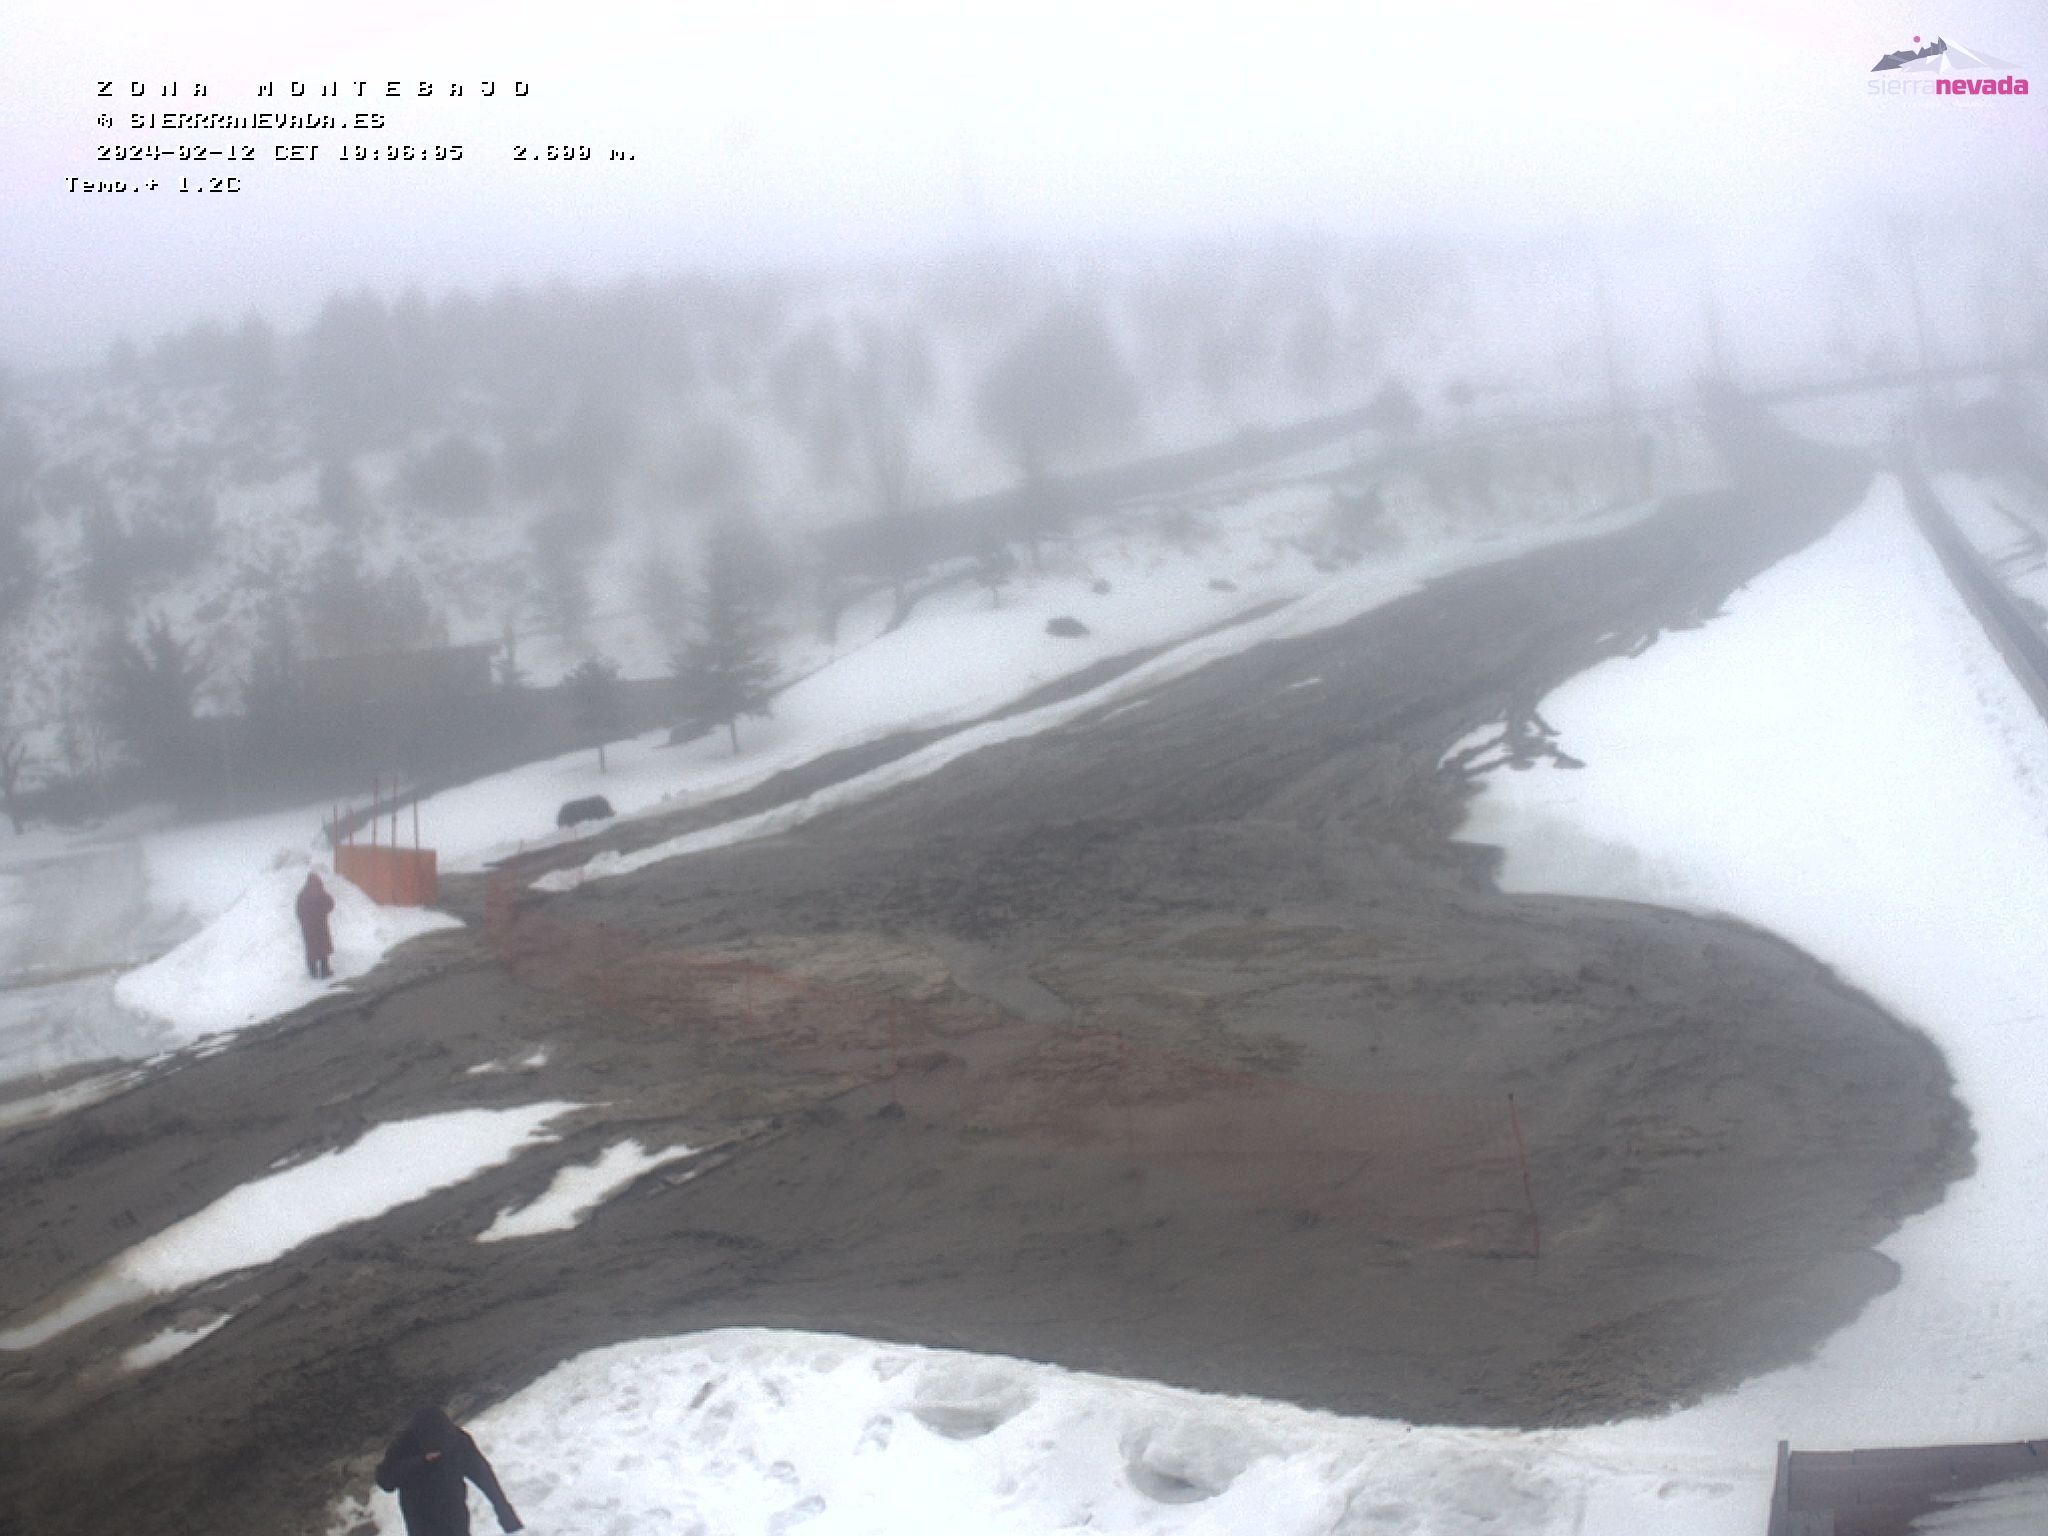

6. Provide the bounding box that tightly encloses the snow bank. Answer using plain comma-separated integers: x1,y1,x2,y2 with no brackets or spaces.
331,1328,1731,1536
476,1138,695,1242
0,1103,573,1352
113,856,459,1043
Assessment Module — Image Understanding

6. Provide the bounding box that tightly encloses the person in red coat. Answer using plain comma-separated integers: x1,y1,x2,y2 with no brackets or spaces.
295,870,335,979
376,1406,523,1536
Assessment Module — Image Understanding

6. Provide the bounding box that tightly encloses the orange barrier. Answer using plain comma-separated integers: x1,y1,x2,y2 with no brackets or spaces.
336,844,438,907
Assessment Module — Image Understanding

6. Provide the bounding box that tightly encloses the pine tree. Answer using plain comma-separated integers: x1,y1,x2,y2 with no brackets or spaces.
973,535,1017,609
674,516,779,753
97,614,210,799
565,655,624,773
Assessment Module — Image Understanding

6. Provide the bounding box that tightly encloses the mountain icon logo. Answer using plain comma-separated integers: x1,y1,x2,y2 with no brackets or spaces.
1871,35,2020,72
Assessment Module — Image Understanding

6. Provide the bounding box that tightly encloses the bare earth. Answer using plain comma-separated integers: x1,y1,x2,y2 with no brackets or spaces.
0,421,1971,1536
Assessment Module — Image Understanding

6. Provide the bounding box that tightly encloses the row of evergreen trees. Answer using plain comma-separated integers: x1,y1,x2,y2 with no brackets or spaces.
0,505,787,830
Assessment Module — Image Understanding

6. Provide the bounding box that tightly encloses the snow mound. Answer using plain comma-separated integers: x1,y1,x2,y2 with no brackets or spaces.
332,1329,1691,1536
114,854,460,1042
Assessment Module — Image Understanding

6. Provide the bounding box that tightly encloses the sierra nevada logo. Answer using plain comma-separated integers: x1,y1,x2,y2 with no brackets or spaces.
1868,34,2029,95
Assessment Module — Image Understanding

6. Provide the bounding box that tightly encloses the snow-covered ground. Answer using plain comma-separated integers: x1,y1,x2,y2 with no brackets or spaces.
334,474,2048,1535
0,1103,574,1354
328,1328,1730,1536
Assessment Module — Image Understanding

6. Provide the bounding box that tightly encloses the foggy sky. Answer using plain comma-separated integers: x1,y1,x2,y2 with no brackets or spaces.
4,0,2045,371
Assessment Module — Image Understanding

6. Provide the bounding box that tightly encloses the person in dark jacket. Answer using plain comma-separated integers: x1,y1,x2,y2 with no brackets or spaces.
375,1406,523,1535
295,870,335,979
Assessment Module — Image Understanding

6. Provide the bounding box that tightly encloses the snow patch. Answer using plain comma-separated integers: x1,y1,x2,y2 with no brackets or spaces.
0,1104,573,1351
121,1315,231,1371
466,1047,550,1076
476,1139,695,1242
